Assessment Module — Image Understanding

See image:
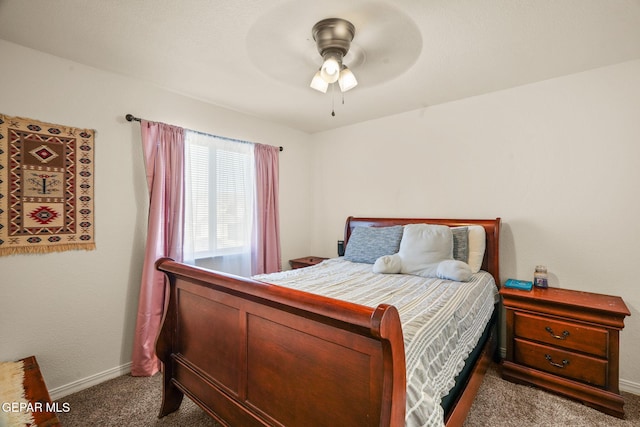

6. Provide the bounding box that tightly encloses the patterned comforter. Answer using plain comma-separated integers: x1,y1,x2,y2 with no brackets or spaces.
254,257,498,427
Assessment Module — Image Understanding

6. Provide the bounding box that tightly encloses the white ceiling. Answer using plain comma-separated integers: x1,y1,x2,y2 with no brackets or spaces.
1,0,639,133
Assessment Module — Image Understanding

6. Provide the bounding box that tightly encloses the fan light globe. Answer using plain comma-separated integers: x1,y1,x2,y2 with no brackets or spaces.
310,70,329,93
338,66,358,92
320,55,341,83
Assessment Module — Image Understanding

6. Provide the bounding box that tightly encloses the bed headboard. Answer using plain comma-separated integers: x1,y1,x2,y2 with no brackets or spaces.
344,217,501,286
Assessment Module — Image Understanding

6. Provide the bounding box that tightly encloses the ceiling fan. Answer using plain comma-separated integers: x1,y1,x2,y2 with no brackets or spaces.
309,18,358,93
245,2,422,116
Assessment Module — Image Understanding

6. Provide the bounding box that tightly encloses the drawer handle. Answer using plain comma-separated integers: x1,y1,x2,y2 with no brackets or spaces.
545,326,570,340
545,354,570,369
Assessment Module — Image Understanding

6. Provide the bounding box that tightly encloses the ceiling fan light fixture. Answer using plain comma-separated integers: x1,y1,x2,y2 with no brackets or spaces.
338,65,357,92
310,18,357,94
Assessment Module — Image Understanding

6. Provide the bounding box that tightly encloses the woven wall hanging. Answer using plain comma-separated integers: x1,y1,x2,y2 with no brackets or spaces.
0,114,95,256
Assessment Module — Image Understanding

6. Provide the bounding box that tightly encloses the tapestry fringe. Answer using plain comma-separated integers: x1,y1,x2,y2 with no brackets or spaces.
0,243,96,257
0,360,35,427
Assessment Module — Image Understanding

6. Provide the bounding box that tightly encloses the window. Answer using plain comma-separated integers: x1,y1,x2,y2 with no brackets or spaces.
183,131,255,276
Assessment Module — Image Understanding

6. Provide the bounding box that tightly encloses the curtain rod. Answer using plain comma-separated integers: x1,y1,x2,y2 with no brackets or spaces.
125,114,283,152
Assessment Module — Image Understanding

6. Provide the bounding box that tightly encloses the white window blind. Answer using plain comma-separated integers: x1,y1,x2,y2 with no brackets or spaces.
184,131,255,276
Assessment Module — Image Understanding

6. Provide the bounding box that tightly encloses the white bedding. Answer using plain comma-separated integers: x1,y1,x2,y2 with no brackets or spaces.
253,257,498,427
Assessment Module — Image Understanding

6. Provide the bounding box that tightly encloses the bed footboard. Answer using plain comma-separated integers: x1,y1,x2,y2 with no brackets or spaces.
155,258,406,427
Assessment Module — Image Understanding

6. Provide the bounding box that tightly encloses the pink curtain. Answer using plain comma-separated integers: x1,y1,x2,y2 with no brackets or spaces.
131,121,185,376
252,144,281,274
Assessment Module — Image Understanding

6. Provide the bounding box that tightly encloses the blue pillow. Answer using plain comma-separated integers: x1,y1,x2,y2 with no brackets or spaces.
344,225,404,264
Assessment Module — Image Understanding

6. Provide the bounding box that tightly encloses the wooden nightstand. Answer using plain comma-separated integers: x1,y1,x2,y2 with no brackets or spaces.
500,286,630,418
289,256,328,269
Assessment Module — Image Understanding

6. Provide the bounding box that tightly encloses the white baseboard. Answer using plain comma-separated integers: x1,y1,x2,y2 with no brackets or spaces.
620,378,640,396
49,362,132,401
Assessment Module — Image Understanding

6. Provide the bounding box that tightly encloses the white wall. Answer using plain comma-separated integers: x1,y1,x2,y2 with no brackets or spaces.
309,60,640,391
0,39,312,395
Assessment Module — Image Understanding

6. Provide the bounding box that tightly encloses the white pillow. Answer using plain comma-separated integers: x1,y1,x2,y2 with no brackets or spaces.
372,254,402,274
398,224,453,277
436,260,473,282
467,225,486,273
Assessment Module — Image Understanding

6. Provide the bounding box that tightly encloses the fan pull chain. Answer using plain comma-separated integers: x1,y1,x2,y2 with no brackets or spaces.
331,83,336,116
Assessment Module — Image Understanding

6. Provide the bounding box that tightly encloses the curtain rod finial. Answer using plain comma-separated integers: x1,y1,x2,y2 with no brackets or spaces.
125,114,140,122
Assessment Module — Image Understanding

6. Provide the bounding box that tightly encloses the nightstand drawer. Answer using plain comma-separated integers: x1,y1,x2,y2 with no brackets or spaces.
514,311,608,358
514,338,607,387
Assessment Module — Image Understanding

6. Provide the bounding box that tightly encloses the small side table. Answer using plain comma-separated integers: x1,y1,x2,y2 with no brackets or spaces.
289,256,328,269
500,286,630,418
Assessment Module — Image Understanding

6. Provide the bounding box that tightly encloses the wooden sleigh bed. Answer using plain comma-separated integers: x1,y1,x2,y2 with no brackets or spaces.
155,217,501,427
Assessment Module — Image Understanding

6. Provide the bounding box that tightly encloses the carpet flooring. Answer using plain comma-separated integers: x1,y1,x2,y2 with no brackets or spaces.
55,363,639,426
